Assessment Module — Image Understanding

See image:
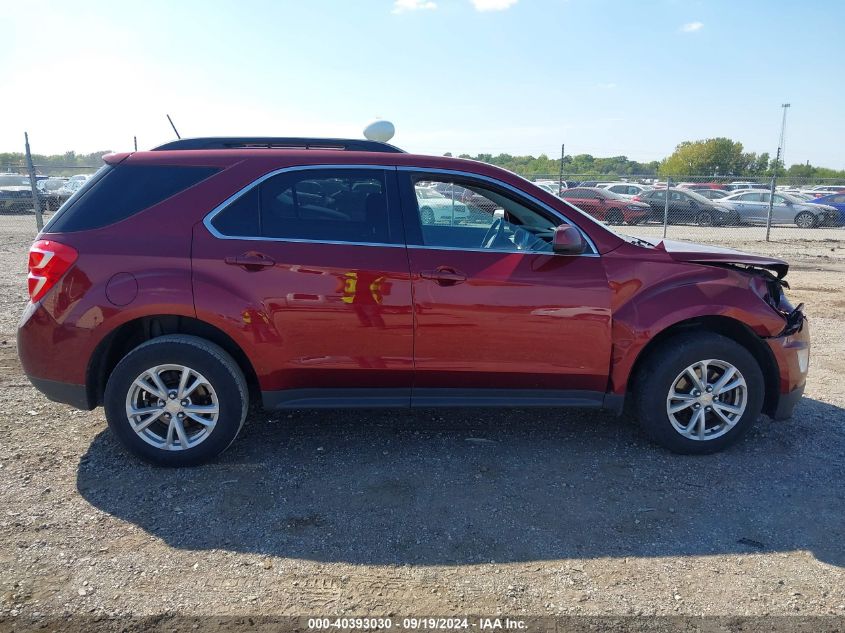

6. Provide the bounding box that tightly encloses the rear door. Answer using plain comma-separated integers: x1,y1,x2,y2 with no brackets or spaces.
397,170,612,405
192,166,414,406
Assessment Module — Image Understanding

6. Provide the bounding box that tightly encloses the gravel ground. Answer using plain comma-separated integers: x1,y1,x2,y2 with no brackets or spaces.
0,217,843,628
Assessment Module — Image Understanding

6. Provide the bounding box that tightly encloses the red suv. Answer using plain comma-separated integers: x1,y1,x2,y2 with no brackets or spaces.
17,137,809,465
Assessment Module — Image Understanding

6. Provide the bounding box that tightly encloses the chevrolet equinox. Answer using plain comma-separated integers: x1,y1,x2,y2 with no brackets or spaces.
17,137,809,465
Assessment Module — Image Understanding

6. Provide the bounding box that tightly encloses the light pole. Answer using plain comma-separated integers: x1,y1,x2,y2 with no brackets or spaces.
765,103,791,241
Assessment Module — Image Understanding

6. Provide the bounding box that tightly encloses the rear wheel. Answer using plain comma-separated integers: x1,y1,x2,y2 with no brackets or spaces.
606,210,623,225
794,211,817,229
633,332,764,454
104,335,248,466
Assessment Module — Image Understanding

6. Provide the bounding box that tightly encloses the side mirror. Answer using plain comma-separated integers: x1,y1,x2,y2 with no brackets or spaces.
552,224,585,255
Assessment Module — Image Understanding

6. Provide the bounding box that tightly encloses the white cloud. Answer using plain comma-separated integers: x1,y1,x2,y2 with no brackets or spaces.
392,0,437,14
680,21,704,32
471,0,519,11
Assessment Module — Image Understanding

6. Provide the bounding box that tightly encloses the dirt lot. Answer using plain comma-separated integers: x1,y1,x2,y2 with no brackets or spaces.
0,217,843,627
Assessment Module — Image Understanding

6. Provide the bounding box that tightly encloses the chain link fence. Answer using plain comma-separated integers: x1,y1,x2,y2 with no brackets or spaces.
1,142,100,249
2,138,844,247
526,173,845,244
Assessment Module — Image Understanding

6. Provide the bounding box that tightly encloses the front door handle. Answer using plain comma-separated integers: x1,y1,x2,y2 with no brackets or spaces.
224,252,276,271
420,266,467,286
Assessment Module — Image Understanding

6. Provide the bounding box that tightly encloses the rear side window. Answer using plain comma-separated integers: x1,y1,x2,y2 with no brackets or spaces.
209,168,399,244
46,164,218,233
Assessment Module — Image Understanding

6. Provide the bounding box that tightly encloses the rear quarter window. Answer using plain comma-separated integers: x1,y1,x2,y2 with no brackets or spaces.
45,164,219,233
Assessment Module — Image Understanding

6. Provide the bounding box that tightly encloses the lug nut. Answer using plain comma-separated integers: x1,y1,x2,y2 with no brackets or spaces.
705,406,712,412
180,399,189,406
164,412,171,419
692,390,700,396
177,412,185,419
694,403,701,409
168,392,177,400
706,386,713,393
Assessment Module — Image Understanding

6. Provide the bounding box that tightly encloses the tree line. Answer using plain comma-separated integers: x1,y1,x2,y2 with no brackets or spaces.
3,139,843,181
448,137,845,181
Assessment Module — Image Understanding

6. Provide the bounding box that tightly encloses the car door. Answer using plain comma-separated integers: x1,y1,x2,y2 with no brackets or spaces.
397,170,613,405
192,166,414,406
738,192,768,223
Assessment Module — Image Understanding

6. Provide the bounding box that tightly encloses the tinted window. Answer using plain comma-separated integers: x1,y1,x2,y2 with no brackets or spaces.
210,188,260,236
738,193,763,202
211,169,397,244
47,165,218,232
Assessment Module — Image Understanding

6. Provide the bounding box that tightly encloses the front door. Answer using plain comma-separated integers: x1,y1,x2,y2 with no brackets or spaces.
192,166,414,406
398,171,613,406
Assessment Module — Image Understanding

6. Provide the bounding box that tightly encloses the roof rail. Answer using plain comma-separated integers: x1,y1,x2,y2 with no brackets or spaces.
152,137,405,153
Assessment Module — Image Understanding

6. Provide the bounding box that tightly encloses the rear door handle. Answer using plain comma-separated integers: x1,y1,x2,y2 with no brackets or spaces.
419,266,467,286
224,252,276,271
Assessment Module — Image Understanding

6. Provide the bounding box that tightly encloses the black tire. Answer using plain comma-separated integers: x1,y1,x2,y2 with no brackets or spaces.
633,332,764,455
606,210,623,225
695,210,715,226
104,335,249,466
420,207,435,225
794,211,817,229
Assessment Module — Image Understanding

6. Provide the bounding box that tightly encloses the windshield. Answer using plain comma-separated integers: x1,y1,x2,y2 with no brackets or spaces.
778,192,804,204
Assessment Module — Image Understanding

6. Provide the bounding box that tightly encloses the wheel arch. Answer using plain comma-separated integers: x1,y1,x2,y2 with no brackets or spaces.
625,315,780,418
86,315,260,408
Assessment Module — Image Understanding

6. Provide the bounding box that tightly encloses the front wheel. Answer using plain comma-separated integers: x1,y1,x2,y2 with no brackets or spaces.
633,333,764,454
605,210,623,225
104,335,249,466
695,211,715,226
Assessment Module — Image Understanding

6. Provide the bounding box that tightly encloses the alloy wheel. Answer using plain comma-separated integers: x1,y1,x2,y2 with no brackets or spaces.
665,359,748,441
125,364,219,451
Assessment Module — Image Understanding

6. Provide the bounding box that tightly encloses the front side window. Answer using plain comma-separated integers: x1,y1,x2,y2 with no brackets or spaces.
407,175,562,254
210,168,398,244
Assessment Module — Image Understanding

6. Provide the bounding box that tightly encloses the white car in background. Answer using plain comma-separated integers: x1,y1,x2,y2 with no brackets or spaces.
415,186,469,225
596,182,653,198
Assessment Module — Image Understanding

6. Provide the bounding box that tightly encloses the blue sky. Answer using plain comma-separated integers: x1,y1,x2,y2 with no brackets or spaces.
2,0,844,168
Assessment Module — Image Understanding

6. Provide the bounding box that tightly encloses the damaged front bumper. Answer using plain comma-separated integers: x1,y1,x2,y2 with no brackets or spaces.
765,311,810,420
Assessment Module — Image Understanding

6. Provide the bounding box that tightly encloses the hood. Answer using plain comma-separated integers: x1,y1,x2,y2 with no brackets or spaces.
655,239,789,278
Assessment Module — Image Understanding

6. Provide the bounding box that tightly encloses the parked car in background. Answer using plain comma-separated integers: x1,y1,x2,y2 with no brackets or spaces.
805,192,845,225
37,177,71,211
534,182,562,196
17,136,809,465
634,188,737,225
597,182,652,198
558,187,651,225
725,182,769,191
0,187,38,213
695,189,731,200
677,182,726,191
57,179,86,197
0,173,30,187
716,191,840,228
415,185,469,224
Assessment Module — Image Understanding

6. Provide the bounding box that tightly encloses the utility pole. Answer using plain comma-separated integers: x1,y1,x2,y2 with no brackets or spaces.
558,144,565,195
24,132,44,232
765,103,790,242
134,136,138,151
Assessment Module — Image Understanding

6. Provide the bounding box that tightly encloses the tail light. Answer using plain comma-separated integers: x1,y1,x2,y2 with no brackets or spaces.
631,195,642,201
27,240,78,303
